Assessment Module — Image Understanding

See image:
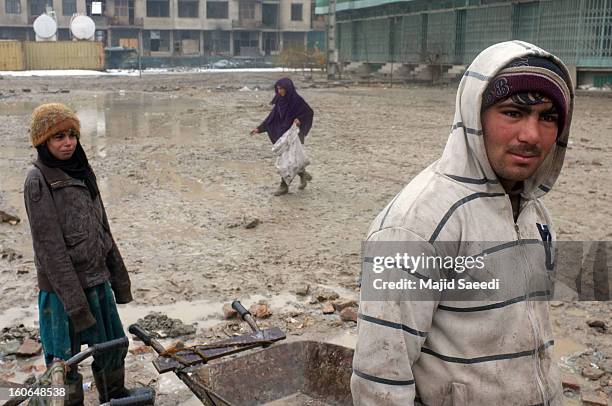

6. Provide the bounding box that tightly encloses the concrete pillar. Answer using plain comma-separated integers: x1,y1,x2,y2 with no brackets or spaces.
51,0,61,17
258,31,263,56
134,0,145,20
229,30,234,55
199,30,204,55
106,0,115,17
172,0,177,20
77,0,86,15
169,29,174,55
326,0,339,79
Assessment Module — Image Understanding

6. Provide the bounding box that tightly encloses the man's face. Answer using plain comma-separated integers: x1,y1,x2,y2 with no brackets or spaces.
46,129,78,160
482,97,559,188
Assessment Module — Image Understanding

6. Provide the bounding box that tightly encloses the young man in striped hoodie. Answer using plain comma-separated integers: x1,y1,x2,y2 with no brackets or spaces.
351,41,574,406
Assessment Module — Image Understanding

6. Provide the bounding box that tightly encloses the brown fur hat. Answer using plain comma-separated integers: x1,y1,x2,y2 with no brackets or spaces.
29,103,80,147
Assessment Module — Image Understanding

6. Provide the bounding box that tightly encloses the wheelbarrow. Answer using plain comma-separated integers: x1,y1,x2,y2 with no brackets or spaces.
128,300,354,406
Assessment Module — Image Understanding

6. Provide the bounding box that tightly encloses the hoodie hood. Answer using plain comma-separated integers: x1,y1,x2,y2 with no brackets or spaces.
437,40,575,199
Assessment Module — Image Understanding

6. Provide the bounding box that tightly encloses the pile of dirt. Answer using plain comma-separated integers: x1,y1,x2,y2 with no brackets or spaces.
136,312,196,338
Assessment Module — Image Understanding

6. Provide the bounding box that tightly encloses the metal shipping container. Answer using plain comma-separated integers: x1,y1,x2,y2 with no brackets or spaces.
0,40,25,71
23,41,105,70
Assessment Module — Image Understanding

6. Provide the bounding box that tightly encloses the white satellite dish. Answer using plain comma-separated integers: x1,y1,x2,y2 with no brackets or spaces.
33,14,57,40
70,15,96,40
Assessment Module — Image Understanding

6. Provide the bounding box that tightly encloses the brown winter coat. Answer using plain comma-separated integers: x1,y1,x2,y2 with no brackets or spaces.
24,159,132,332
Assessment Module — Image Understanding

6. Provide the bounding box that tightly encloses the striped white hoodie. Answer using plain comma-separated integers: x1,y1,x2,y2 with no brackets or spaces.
351,41,575,406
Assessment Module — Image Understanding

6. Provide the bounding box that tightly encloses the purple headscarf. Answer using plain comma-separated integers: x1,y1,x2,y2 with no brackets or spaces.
263,78,314,143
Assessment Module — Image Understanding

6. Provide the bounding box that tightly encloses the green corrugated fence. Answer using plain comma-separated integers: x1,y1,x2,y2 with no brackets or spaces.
325,0,612,70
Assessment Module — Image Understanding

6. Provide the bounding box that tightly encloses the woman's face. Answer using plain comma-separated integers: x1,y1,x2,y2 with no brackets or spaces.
277,86,286,97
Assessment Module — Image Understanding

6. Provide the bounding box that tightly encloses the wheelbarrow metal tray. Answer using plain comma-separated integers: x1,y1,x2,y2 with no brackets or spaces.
181,340,354,406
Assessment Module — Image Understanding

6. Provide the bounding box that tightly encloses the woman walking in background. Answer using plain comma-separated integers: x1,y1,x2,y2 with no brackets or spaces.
251,77,314,196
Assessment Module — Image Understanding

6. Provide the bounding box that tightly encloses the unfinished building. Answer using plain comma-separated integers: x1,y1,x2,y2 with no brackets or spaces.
0,0,326,60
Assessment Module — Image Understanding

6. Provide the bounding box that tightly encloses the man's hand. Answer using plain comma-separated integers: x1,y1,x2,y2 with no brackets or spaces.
294,118,301,127
250,128,259,136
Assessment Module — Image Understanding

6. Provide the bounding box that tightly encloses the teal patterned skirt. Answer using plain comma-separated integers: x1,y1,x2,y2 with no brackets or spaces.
38,281,127,372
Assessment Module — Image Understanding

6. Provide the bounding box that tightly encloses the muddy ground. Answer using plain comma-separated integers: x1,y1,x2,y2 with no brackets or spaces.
0,71,611,405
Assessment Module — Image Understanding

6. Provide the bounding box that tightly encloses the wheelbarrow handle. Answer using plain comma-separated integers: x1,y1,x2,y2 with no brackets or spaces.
101,391,156,406
93,336,130,355
128,324,153,346
66,336,130,367
232,300,261,334
128,324,166,355
231,300,251,318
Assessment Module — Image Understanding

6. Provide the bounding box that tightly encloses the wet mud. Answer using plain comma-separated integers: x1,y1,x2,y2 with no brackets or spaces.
0,72,610,404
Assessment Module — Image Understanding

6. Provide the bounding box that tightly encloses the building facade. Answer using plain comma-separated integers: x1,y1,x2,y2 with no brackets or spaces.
316,0,612,86
0,0,326,57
